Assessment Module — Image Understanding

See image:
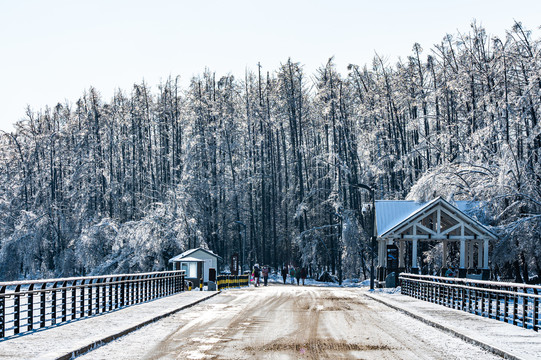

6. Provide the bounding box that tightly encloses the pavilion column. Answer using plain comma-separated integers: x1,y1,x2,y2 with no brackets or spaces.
459,235,466,278
378,239,385,267
398,240,405,268
468,241,473,269
482,238,490,280
412,239,419,274
483,239,489,269
477,241,483,269
442,240,448,269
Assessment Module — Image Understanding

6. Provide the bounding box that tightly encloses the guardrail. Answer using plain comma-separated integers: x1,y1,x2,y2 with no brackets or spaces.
0,270,185,340
399,273,541,332
216,275,249,290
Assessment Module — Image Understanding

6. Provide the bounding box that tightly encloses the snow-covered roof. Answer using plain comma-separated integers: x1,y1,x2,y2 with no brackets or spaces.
169,256,204,263
375,197,496,239
168,247,222,263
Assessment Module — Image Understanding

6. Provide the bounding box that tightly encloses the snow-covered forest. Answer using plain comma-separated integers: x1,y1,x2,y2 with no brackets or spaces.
0,22,539,282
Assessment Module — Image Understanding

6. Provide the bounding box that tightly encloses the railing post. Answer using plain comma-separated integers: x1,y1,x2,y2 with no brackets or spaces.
71,280,77,320
27,284,34,331
512,287,518,326
50,282,57,325
504,290,509,324
89,279,94,316
120,276,126,307
80,279,86,318
128,276,133,305
522,289,528,329
181,272,185,292
62,281,67,322
109,277,114,310
14,284,21,333
134,276,140,303
488,289,493,319
40,283,47,328
480,287,484,316
100,278,106,313
0,285,6,338
533,288,539,332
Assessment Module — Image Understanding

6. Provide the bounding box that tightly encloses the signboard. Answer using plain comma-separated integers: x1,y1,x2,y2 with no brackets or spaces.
387,244,399,270
230,253,239,275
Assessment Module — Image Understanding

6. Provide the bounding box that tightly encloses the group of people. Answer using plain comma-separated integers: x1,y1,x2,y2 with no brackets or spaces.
251,264,269,287
251,264,308,286
282,265,307,285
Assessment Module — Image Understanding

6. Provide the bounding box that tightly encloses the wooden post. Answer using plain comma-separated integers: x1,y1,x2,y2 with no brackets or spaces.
412,238,418,272
459,228,466,277
442,240,448,269
477,241,483,269
468,241,474,269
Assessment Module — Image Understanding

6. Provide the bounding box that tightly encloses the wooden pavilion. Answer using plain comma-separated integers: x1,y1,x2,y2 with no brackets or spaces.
375,197,497,281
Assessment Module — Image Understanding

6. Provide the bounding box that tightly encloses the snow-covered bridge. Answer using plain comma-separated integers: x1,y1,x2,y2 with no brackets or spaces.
2,279,541,359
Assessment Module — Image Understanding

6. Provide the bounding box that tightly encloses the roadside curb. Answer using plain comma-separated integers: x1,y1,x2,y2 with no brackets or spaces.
58,291,221,360
365,292,522,360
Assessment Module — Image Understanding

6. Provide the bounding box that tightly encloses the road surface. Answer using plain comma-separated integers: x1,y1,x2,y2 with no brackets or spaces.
79,285,498,359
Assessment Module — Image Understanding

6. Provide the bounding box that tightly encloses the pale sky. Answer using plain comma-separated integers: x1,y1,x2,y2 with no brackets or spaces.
1,0,540,132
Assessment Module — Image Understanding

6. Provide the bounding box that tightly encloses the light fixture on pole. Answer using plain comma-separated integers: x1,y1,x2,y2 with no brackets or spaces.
350,183,376,290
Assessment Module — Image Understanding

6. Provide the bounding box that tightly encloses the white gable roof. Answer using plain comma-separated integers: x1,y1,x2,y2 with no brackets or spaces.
375,198,496,239
168,247,222,263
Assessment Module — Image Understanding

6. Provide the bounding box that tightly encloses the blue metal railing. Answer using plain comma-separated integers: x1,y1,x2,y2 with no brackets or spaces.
0,270,185,340
400,273,541,332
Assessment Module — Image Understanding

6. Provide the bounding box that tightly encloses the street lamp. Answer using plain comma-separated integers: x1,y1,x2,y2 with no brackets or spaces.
235,221,247,272
350,183,376,290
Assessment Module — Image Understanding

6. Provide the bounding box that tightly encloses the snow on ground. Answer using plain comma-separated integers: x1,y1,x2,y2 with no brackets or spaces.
0,291,215,360
78,285,499,359
3,279,540,359
368,290,541,360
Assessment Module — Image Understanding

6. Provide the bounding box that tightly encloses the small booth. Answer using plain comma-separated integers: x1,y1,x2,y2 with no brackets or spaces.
375,197,497,282
169,248,221,288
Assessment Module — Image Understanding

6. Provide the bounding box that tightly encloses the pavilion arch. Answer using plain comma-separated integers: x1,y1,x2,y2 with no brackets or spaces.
375,197,497,280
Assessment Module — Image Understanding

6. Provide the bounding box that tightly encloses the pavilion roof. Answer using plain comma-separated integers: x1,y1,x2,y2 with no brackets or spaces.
375,197,497,239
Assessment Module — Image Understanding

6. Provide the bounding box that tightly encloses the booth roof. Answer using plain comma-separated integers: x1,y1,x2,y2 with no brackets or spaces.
168,256,204,263
168,247,222,263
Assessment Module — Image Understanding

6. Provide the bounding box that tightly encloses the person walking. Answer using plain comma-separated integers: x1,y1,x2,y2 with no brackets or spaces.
289,266,295,284
281,265,288,284
295,267,301,285
300,267,307,285
253,264,260,287
262,265,269,286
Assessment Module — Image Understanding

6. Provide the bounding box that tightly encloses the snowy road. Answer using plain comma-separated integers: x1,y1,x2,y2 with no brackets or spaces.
79,285,498,359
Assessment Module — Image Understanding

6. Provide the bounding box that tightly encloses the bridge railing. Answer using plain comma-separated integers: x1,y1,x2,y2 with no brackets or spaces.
399,273,541,332
217,275,249,290
0,270,185,340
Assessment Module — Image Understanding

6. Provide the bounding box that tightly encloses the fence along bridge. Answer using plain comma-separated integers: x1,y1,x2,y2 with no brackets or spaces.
1,270,539,344
0,271,248,340
400,273,541,332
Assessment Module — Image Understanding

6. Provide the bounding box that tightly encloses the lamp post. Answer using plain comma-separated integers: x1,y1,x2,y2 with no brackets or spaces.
334,210,344,286
350,183,376,290
235,221,247,272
